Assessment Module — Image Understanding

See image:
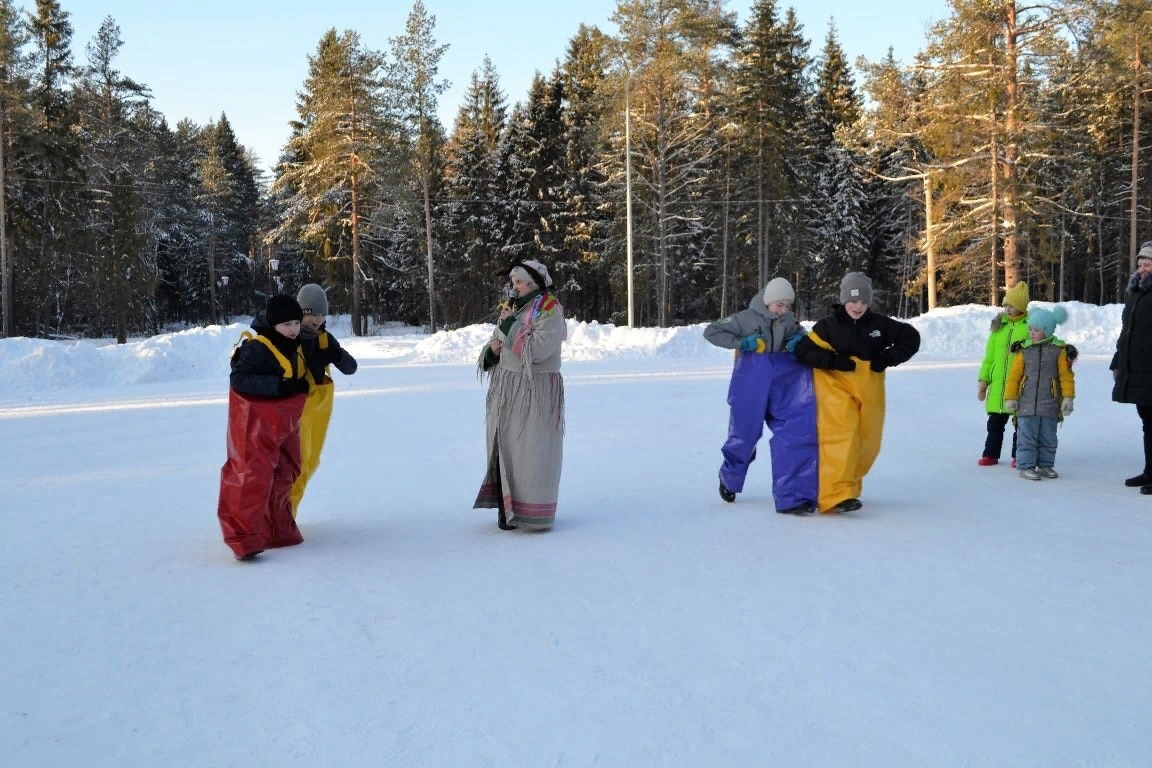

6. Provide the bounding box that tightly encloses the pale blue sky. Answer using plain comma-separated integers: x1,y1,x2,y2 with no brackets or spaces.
59,1,950,172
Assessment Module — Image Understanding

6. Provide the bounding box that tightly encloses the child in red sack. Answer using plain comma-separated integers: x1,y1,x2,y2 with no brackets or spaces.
217,294,312,562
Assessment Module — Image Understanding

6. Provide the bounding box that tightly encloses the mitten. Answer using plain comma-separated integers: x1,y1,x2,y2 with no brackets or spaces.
1003,399,1018,412
784,332,806,354
739,335,766,353
977,381,988,402
1061,397,1074,416
831,355,856,372
870,353,891,373
278,378,310,396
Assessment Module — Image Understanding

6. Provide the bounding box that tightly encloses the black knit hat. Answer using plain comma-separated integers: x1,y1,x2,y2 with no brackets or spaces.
266,294,303,326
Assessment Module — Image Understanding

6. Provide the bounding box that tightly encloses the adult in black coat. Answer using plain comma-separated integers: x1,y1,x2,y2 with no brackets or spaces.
1111,241,1152,491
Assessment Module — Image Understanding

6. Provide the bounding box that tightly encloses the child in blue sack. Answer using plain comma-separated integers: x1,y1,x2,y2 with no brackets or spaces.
703,278,818,515
1004,305,1075,480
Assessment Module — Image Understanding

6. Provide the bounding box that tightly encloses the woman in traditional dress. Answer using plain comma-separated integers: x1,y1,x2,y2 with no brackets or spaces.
474,259,566,530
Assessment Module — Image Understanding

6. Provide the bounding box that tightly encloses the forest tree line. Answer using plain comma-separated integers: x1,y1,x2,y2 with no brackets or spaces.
0,0,1149,340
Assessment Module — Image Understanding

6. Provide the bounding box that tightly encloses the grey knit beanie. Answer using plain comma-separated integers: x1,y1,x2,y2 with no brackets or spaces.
839,272,873,304
761,277,795,306
296,284,329,316
1138,241,1152,262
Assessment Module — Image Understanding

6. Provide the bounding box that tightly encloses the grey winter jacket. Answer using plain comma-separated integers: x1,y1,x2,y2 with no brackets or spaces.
1008,339,1075,419
703,291,801,353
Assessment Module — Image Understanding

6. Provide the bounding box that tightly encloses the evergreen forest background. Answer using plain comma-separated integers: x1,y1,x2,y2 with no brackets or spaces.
1,0,1150,340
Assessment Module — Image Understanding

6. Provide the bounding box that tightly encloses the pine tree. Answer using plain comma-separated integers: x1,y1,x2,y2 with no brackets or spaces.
385,0,449,329
271,29,390,335
0,0,30,337
74,16,155,342
728,0,810,300
439,57,508,326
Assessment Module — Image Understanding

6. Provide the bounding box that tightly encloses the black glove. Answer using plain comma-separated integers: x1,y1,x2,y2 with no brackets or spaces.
870,354,891,373
831,355,856,372
278,378,310,396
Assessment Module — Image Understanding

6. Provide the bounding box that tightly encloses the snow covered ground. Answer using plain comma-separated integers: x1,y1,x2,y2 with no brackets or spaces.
2,301,1149,767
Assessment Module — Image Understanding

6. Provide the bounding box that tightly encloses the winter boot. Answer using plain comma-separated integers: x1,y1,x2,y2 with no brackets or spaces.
977,456,998,466
833,498,863,513
777,504,814,516
718,481,736,503
1037,467,1059,479
1125,473,1151,487
1019,467,1041,480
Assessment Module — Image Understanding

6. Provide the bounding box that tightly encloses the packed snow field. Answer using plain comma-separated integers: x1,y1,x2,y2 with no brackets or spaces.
2,301,1149,767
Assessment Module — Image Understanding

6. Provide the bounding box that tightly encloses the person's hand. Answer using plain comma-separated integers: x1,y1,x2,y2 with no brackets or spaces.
278,378,310,396
977,381,988,402
1113,368,1119,383
1003,399,1018,412
1061,397,1074,416
490,339,503,355
831,355,856,372
739,335,765,353
870,354,891,373
784,332,806,354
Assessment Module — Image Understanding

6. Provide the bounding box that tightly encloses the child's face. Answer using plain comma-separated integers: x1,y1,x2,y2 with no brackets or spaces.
301,314,324,332
766,299,793,315
275,320,302,339
844,300,869,320
1029,326,1046,342
1004,305,1023,318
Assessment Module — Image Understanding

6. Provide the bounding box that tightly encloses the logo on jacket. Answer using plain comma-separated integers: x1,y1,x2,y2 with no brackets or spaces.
869,330,881,338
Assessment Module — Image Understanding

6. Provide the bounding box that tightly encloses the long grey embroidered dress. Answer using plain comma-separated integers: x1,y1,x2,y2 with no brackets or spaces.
473,292,566,529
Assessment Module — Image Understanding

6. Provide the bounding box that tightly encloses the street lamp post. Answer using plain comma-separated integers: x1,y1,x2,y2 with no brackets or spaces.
269,257,280,296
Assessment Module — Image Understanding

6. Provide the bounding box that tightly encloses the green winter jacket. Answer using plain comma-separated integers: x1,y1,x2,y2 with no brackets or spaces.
978,312,1030,414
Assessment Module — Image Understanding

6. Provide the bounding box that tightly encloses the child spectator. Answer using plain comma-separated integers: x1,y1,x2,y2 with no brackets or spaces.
1004,305,1075,480
217,294,311,561
703,278,817,515
292,284,358,518
977,282,1031,467
793,272,921,513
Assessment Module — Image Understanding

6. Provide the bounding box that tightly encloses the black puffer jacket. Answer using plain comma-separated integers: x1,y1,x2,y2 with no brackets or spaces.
1112,272,1152,406
299,323,358,384
229,315,308,397
794,304,920,372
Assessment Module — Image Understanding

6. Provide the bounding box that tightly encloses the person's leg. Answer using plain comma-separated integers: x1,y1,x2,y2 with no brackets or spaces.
765,355,818,513
1015,416,1039,471
1036,416,1059,470
1138,404,1152,477
719,355,772,496
983,412,1009,460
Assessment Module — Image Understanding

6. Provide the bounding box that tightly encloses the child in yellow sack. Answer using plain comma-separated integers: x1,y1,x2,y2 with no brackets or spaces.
292,284,358,517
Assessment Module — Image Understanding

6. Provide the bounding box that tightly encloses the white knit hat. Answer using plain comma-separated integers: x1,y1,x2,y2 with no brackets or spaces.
761,277,795,306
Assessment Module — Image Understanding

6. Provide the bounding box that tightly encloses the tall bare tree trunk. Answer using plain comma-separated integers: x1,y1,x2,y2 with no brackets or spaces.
0,95,10,338
1130,42,1141,273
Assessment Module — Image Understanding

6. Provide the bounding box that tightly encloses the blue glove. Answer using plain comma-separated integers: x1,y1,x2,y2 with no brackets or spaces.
739,335,765,353
784,331,806,354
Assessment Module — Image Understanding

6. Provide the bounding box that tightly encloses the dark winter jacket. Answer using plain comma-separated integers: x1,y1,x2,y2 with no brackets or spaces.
229,315,309,398
1112,271,1152,406
703,290,801,353
793,304,921,372
299,323,357,385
